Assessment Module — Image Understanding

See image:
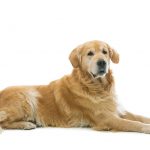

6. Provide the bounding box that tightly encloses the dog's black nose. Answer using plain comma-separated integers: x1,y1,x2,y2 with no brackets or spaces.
97,60,106,68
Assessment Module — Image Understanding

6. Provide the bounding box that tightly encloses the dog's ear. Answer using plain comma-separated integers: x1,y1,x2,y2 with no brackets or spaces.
108,45,119,64
69,47,80,68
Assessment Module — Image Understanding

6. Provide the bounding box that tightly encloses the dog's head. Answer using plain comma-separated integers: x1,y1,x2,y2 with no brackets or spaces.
69,40,119,78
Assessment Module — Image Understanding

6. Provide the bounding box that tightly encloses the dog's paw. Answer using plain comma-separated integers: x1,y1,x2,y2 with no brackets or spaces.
23,122,36,130
141,125,150,134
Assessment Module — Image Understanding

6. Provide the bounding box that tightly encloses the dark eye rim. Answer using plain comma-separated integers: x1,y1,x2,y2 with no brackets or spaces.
102,49,107,54
87,51,94,56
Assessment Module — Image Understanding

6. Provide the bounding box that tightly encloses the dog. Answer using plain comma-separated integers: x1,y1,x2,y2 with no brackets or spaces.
0,40,150,133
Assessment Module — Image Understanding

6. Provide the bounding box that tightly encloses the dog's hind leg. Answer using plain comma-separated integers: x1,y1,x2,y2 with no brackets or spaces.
0,110,7,131
1,121,36,130
0,111,7,122
0,106,26,127
0,107,37,130
0,108,36,130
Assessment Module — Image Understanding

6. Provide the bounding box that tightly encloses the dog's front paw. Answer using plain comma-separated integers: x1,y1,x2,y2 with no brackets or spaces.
141,125,150,134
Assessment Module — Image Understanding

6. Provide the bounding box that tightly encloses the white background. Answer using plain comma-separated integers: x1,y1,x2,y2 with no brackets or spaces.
0,0,150,149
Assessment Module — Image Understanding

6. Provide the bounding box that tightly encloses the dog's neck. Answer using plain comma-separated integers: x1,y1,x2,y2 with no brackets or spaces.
71,68,114,93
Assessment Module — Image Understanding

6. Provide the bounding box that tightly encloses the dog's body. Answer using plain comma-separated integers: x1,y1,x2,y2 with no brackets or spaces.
1,40,150,133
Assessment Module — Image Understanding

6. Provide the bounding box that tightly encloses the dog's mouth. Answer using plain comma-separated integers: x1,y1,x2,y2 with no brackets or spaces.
91,69,106,78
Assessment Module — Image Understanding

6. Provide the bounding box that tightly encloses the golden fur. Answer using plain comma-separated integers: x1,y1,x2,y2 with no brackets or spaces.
0,40,150,133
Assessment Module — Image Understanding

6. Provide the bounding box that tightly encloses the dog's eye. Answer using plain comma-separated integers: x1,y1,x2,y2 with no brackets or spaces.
87,51,94,56
102,49,107,54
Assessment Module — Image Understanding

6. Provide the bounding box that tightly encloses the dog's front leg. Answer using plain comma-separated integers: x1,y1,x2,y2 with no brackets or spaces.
120,111,150,124
93,114,150,134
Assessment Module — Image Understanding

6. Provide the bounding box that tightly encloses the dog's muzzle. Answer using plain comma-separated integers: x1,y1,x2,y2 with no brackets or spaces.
96,60,107,75
91,60,107,78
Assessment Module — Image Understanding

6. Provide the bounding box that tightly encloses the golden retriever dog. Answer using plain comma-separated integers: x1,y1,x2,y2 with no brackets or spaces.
0,40,150,133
